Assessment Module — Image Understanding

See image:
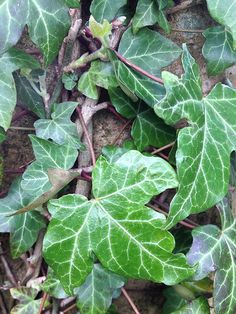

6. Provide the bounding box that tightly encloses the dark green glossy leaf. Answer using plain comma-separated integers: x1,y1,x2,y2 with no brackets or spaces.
0,177,45,258
108,50,165,107
90,0,127,22
34,102,83,149
119,28,181,76
206,0,236,49
14,73,45,118
203,26,236,76
155,45,236,228
76,264,125,314
43,150,193,295
0,48,40,130
187,199,236,314
22,135,78,196
163,287,187,314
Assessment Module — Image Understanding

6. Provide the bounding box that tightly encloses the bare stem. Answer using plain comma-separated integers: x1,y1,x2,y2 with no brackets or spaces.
0,243,18,286
151,141,175,155
121,288,140,314
9,126,35,131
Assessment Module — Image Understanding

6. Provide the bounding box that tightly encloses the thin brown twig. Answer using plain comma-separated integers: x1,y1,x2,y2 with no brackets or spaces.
62,302,77,313
157,152,169,161
152,141,175,155
38,292,48,314
110,48,164,85
112,120,132,145
0,243,18,286
76,107,96,166
121,288,140,314
171,28,204,33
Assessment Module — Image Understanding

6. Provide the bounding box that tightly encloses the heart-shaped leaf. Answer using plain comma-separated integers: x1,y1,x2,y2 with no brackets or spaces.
155,45,236,228
43,150,193,295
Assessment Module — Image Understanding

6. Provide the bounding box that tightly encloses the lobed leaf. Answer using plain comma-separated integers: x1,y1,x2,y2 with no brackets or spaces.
34,102,83,149
155,45,236,228
43,150,193,295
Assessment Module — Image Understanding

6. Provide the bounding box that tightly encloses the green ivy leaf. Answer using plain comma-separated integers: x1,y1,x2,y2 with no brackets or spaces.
172,297,210,314
108,50,165,107
41,269,68,299
0,177,45,258
0,0,70,66
206,0,236,49
163,287,187,314
203,26,236,75
154,45,236,228
90,0,127,22
14,73,46,118
22,135,78,196
132,0,171,34
76,264,125,314
109,87,175,151
78,60,118,99
132,109,176,151
119,28,181,76
34,102,83,150
43,150,193,295
0,128,6,143
0,48,40,131
156,0,174,10
62,72,79,90
10,287,42,314
187,198,236,314
64,0,80,7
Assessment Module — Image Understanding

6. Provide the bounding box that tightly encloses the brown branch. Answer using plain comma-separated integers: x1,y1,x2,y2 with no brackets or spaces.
110,48,164,85
77,107,96,167
0,243,18,286
151,141,175,155
121,288,140,314
38,292,48,314
166,0,203,14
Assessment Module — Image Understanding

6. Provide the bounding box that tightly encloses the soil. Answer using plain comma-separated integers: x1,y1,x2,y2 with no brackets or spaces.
0,1,224,313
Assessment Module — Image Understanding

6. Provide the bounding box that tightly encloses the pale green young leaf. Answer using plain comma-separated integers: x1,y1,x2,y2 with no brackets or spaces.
155,45,236,228
0,48,40,131
119,28,181,76
0,177,45,258
76,264,125,314
43,150,193,295
10,287,42,314
108,50,165,107
22,136,78,196
203,26,236,76
187,199,236,314
172,297,210,314
90,0,127,22
89,16,112,41
34,102,83,149
206,0,236,49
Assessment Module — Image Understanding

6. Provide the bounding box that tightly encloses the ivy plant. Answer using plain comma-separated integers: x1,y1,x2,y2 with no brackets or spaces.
0,0,236,313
